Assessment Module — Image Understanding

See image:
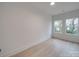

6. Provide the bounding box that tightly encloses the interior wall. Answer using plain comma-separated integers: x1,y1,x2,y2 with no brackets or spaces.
0,3,52,56
52,9,79,43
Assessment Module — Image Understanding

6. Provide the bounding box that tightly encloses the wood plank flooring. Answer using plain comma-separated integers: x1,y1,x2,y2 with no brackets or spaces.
12,38,79,57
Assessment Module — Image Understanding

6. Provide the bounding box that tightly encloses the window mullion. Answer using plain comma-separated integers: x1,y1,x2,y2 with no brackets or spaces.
78,18,79,34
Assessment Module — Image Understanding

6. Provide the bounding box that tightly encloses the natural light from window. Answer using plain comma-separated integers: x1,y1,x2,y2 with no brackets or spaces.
54,20,62,32
66,18,79,34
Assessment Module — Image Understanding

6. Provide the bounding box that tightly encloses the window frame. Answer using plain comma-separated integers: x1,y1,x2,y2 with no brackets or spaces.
65,17,79,36
54,20,63,33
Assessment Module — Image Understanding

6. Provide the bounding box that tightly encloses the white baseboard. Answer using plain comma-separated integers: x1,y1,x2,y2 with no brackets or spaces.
2,37,50,57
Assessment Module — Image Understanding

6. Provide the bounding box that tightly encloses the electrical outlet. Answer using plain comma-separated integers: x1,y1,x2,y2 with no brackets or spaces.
0,49,1,52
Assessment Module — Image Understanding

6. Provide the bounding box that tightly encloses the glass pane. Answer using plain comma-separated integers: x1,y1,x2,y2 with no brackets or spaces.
66,19,73,33
54,20,62,32
66,18,79,34
73,18,79,34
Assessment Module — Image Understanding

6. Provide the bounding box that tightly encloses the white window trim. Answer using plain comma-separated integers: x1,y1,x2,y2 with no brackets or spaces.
65,17,79,36
54,20,63,33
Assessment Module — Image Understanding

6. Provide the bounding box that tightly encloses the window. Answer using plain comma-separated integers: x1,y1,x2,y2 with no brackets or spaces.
54,20,62,32
66,18,79,34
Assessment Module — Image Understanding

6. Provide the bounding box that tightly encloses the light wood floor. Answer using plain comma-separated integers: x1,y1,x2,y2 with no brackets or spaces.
12,38,79,57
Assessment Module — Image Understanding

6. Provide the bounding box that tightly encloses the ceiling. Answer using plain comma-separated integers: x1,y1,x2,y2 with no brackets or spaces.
28,2,79,16
1,2,79,16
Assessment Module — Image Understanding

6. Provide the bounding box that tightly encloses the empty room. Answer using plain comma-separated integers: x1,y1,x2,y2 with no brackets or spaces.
0,2,79,57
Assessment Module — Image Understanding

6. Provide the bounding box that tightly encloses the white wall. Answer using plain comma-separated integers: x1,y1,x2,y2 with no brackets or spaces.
52,9,79,43
0,3,52,56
